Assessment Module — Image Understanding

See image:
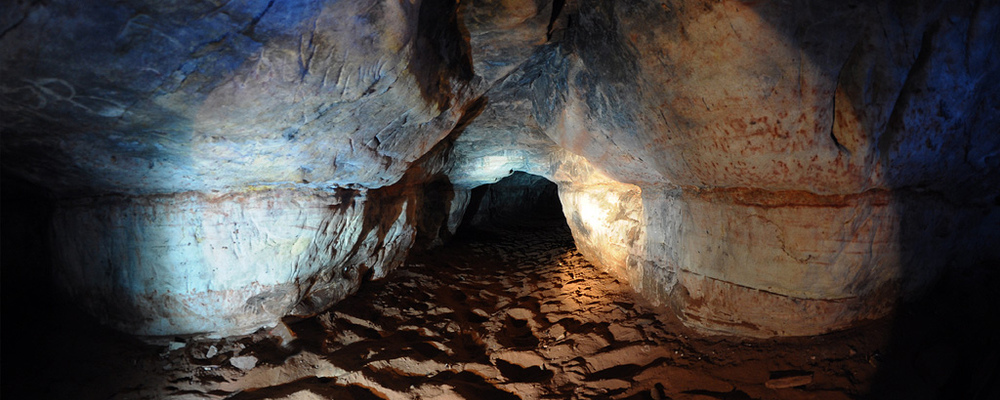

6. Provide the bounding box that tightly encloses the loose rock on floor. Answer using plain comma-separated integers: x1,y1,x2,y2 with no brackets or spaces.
35,219,898,400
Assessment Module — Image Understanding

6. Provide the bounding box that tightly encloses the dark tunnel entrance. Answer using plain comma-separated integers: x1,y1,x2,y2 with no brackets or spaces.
455,171,569,237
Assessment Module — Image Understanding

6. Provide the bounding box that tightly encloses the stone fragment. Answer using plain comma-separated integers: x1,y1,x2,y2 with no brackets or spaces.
367,357,450,376
507,308,535,321
545,324,566,341
411,384,464,399
497,383,542,400
585,379,631,393
539,302,561,314
427,341,453,355
765,371,814,389
398,325,439,338
167,341,186,352
573,333,611,354
427,306,455,316
492,350,546,369
229,355,258,371
583,345,671,373
459,363,503,381
545,313,568,324
608,323,644,342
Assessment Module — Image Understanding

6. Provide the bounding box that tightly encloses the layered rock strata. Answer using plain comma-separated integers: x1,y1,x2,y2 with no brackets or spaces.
2,0,998,339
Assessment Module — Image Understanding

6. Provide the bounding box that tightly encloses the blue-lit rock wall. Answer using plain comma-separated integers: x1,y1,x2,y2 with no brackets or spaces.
2,0,483,338
1,0,477,194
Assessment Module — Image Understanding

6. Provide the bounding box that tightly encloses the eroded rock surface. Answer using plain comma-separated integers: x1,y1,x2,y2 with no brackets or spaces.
469,0,1000,336
38,222,894,400
2,0,999,339
2,0,481,338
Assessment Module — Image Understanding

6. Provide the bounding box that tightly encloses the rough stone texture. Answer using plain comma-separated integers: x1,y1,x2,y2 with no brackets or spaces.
51,186,422,337
459,0,555,86
1,0,480,195
1,0,481,338
2,0,999,338
512,0,1000,336
550,1,1000,194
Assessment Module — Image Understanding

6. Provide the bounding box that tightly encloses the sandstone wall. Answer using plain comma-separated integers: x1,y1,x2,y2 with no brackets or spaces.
2,0,997,339
1,0,484,338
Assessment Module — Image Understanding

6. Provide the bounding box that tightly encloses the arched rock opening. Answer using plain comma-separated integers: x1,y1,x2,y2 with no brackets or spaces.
458,171,565,232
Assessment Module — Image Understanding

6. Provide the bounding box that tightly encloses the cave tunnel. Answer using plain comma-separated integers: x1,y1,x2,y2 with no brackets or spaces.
2,0,1000,399
457,171,567,234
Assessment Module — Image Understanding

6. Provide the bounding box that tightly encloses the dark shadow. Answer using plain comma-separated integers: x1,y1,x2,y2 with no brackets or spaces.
758,2,1000,396
410,0,476,110
455,171,567,238
2,172,164,400
858,3,1000,399
1,173,56,397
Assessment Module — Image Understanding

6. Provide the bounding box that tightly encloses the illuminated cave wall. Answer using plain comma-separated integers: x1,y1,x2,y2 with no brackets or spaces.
1,0,998,339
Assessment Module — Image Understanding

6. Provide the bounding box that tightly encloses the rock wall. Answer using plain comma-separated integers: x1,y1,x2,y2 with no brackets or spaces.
1,0,483,339
526,0,1000,336
2,0,998,339
49,183,434,338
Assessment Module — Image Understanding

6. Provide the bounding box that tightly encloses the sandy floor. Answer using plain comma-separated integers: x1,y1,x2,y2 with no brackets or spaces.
7,218,998,399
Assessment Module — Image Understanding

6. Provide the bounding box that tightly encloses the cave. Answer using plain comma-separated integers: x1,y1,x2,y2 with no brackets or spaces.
458,171,566,232
1,0,999,399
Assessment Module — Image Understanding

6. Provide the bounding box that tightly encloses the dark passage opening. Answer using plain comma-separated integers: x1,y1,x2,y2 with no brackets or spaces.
455,171,568,237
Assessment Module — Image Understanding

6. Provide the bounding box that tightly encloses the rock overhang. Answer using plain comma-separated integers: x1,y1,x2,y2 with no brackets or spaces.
1,0,998,339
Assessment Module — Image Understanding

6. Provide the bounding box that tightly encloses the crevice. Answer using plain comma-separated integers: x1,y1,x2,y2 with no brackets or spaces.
0,10,29,40
680,270,860,303
240,0,275,41
830,130,850,154
828,39,862,155
879,21,940,161
546,0,567,41
410,0,475,110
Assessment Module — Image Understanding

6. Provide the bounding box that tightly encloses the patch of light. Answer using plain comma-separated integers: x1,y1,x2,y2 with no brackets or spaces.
561,182,643,277
459,153,530,185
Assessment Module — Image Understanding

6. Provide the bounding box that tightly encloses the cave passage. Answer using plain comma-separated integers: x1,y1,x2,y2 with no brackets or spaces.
24,172,903,400
456,171,568,236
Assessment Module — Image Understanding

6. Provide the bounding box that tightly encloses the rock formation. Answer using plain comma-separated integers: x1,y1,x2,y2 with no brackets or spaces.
2,0,998,339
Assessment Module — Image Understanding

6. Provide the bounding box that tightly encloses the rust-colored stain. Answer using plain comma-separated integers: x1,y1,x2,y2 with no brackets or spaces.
685,186,893,208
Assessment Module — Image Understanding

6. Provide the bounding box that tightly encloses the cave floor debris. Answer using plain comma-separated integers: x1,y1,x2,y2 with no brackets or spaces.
38,220,897,400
